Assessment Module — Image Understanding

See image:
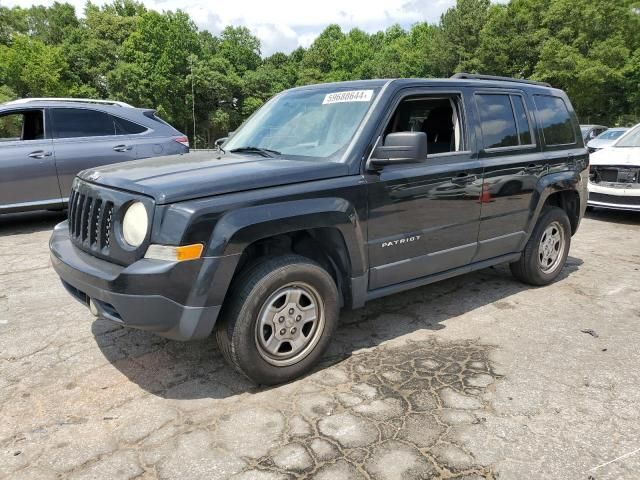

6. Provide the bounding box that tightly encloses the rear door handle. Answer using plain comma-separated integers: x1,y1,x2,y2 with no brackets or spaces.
113,145,132,152
28,150,52,159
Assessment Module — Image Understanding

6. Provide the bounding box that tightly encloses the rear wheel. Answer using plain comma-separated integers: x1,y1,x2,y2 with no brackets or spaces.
215,255,339,385
510,207,571,286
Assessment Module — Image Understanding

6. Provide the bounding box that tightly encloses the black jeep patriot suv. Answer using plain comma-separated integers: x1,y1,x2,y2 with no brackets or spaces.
50,74,588,384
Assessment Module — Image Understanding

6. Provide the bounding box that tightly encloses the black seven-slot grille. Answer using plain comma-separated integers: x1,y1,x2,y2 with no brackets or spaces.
67,179,154,266
68,189,114,250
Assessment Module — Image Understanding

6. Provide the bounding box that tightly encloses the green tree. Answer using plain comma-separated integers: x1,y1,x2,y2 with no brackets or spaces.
0,35,67,96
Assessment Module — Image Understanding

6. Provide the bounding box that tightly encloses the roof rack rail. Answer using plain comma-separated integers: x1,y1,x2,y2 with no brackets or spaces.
451,73,552,88
3,97,134,108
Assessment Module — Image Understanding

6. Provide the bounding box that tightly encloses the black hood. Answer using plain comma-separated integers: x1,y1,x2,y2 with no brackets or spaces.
78,151,350,204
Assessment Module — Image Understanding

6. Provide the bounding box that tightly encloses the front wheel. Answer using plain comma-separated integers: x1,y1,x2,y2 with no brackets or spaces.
510,207,571,286
215,255,339,385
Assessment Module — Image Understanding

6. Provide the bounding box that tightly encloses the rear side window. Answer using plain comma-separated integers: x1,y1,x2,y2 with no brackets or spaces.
533,95,576,146
476,93,534,149
114,117,147,135
512,96,533,145
53,108,116,138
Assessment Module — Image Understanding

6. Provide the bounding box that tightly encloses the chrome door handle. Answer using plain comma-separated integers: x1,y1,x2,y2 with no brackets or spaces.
28,150,52,159
113,145,132,152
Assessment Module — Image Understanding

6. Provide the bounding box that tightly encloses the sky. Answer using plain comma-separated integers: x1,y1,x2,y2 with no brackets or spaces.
2,0,462,55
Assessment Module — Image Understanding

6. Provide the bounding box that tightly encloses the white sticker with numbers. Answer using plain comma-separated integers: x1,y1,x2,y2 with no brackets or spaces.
323,90,374,104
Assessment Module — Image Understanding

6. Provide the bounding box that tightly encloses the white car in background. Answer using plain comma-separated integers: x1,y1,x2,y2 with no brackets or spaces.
588,124,640,211
586,127,629,153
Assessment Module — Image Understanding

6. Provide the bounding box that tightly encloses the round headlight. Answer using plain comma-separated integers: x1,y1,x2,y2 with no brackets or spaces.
122,202,148,247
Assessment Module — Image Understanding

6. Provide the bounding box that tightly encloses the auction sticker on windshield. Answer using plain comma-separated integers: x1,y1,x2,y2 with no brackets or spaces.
323,90,374,104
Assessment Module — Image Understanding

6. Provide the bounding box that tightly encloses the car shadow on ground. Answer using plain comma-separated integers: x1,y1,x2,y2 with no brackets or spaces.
586,208,640,226
0,210,67,236
92,256,583,400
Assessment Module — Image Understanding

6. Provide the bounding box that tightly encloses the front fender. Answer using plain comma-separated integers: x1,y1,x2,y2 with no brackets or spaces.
206,197,367,276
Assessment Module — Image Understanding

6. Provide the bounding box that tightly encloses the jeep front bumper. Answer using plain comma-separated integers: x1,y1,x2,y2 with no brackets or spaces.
49,221,238,341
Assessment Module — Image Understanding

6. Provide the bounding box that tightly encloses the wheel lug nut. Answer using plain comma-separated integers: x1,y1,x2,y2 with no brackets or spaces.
279,328,286,335
296,315,301,322
288,308,294,315
278,316,284,323
290,327,297,334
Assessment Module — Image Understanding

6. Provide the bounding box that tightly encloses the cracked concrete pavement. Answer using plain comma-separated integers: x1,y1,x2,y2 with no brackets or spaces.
0,209,639,479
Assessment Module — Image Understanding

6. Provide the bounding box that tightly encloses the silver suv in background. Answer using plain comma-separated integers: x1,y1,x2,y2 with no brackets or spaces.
0,98,189,214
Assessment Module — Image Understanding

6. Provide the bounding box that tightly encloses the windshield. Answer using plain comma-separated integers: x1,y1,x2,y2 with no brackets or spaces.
615,125,640,147
597,129,627,140
224,87,379,160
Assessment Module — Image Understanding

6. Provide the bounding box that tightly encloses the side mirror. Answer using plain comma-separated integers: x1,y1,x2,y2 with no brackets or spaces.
214,137,227,147
369,132,428,169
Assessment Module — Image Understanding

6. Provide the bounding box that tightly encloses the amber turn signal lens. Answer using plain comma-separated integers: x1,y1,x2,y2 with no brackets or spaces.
144,243,204,262
175,243,204,261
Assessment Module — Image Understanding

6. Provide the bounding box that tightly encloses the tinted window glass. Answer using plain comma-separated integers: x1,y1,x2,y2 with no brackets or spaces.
114,117,147,135
0,110,44,141
533,95,575,146
53,108,116,138
512,96,533,145
476,94,518,149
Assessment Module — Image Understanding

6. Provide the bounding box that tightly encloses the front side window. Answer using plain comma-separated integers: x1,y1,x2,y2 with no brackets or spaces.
533,95,576,146
0,110,44,142
224,87,379,160
53,108,116,138
384,95,464,155
615,125,640,148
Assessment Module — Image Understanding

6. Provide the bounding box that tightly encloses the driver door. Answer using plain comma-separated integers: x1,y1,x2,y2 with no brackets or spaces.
0,108,61,211
366,88,483,290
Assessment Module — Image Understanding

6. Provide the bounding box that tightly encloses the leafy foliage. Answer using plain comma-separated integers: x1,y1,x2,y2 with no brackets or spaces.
0,0,638,145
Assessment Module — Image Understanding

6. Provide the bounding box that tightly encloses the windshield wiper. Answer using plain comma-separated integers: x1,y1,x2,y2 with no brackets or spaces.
229,146,281,157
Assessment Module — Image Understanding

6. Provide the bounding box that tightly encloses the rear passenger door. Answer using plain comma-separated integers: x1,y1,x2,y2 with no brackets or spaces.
472,91,545,262
51,107,137,198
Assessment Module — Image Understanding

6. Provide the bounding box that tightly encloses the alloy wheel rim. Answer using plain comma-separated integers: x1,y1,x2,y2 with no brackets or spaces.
255,282,325,367
538,221,565,274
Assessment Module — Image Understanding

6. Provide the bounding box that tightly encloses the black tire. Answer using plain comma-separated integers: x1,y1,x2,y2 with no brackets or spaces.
510,207,571,286
215,254,339,385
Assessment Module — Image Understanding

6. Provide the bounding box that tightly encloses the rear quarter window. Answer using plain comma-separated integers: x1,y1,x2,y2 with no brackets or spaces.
533,95,576,146
114,116,148,135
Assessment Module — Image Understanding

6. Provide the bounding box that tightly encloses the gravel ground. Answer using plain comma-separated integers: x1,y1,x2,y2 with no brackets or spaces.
0,209,639,480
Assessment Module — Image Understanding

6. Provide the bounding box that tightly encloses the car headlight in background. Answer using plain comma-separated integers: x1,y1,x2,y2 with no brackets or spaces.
122,201,148,247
